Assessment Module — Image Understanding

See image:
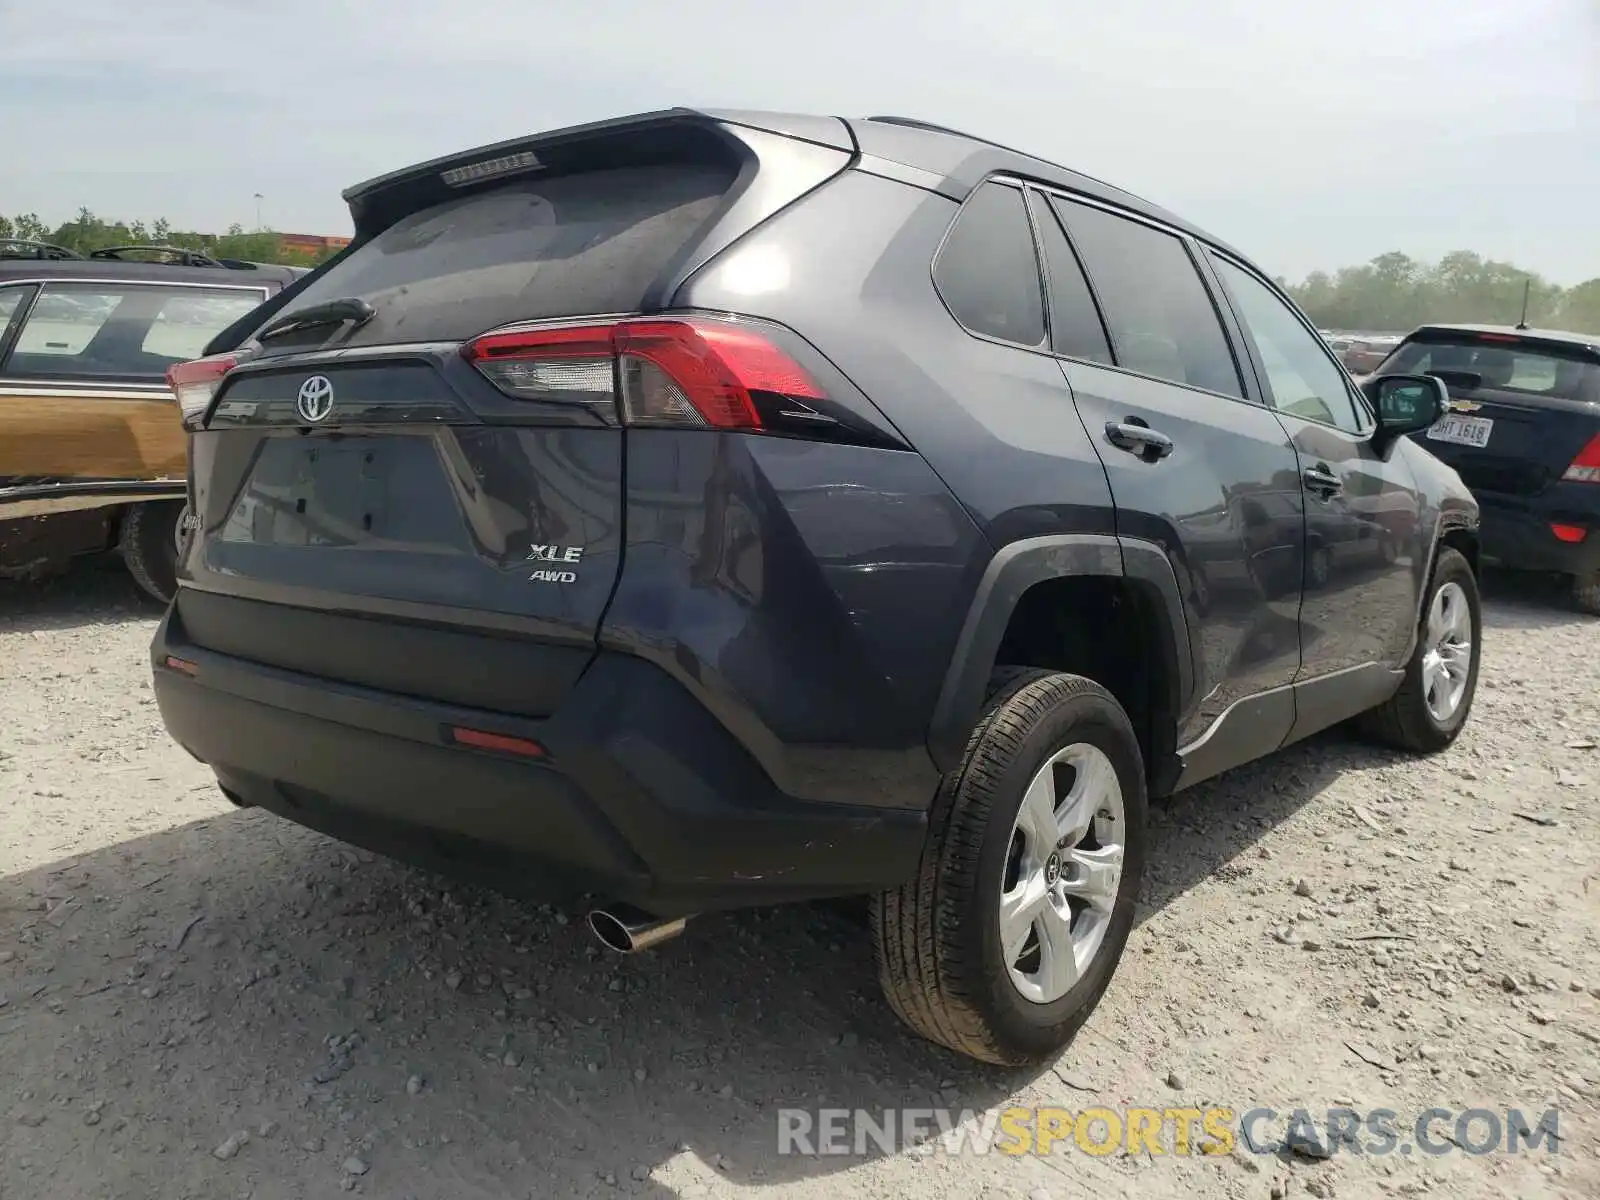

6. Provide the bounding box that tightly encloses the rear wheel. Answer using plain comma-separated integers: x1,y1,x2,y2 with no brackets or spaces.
118,501,182,604
1355,547,1480,752
1572,574,1600,617
872,670,1146,1065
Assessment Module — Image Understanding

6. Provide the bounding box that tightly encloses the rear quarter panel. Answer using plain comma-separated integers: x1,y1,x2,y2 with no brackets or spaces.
675,169,1118,546
601,430,988,810
660,169,1122,807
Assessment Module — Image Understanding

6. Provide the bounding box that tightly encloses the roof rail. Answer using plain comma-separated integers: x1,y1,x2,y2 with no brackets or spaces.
861,115,1150,206
0,238,85,261
865,115,994,141
863,115,1048,160
87,244,226,268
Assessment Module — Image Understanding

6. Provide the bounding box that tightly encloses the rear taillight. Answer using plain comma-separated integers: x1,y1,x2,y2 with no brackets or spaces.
1562,432,1600,483
464,317,825,431
166,353,238,430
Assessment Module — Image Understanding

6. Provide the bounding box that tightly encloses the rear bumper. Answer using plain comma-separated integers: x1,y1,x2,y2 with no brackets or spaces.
1477,488,1600,578
151,610,926,915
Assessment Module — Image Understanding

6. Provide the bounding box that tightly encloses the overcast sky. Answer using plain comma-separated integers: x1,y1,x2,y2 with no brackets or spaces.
3,0,1596,282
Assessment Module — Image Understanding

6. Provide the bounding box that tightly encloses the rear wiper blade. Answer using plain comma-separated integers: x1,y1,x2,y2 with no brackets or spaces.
257,297,376,343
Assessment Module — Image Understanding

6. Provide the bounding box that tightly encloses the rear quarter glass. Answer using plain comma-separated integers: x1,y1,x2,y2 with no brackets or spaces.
256,163,740,351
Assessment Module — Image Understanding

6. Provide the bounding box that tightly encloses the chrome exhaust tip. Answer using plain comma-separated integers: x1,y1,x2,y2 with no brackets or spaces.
587,904,689,954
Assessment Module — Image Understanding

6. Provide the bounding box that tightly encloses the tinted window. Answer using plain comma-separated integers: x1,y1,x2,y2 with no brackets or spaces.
934,182,1045,346
274,164,737,349
1031,194,1112,363
5,284,265,380
1210,256,1364,432
1384,336,1598,401
1052,198,1241,398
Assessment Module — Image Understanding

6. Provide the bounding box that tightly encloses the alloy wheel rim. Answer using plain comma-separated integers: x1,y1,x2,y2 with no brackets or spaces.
1421,581,1473,723
999,743,1126,1005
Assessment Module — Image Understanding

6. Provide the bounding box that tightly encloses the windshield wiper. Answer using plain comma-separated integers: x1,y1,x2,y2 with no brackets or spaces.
257,297,376,343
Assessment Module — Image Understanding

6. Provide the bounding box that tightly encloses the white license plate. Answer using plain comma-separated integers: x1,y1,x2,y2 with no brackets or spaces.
1427,415,1494,448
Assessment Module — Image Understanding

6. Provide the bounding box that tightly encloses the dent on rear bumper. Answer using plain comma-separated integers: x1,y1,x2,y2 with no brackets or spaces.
150,612,927,914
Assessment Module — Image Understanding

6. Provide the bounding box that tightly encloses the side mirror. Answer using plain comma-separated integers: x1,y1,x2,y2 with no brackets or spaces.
1362,373,1447,440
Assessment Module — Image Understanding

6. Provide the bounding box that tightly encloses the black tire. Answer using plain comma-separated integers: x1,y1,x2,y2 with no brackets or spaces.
118,501,182,604
1572,574,1600,617
1355,547,1481,753
872,670,1147,1066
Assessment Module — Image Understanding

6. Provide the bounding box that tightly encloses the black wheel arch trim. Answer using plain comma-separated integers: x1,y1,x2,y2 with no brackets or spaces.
927,533,1195,775
1400,511,1480,662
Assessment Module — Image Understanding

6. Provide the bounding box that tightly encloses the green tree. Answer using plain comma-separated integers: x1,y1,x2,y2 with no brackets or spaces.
1283,250,1594,336
1557,279,1600,334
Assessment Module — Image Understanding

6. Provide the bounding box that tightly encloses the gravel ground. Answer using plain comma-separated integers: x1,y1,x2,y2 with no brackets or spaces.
1,560,1597,1200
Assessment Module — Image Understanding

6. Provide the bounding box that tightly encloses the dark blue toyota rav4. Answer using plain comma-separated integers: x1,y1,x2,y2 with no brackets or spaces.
153,109,1481,1065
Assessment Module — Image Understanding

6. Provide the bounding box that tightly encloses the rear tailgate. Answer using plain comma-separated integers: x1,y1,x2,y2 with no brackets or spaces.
174,111,853,714
1381,329,1600,497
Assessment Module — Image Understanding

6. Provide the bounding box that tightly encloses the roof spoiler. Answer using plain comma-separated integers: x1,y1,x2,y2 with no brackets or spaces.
341,108,740,238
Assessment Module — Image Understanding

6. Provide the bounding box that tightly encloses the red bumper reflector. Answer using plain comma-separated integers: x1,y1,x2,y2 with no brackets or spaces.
164,656,199,676
1551,523,1587,544
449,727,547,758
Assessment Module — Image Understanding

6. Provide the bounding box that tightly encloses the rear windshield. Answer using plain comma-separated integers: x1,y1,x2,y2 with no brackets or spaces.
1382,336,1598,401
264,164,737,348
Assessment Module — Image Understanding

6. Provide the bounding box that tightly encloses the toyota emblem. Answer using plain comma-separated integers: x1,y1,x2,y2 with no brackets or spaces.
296,375,335,423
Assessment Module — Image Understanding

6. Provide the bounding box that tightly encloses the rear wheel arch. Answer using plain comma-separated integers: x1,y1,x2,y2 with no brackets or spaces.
1399,516,1481,661
928,534,1192,795
1439,524,1479,580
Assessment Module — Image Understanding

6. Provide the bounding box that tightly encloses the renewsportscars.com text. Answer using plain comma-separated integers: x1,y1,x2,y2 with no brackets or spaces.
776,1105,1562,1158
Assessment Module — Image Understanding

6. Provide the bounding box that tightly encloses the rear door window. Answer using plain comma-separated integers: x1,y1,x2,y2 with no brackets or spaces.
1051,197,1243,398
4,283,266,380
266,163,738,348
933,181,1046,347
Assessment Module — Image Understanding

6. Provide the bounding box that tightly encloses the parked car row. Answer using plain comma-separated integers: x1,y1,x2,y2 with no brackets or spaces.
1322,330,1405,375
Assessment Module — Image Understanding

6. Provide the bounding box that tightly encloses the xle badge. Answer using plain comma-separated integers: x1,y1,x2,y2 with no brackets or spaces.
528,544,583,584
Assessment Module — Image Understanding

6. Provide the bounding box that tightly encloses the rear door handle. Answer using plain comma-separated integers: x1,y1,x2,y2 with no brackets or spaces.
1303,464,1343,496
1104,420,1175,461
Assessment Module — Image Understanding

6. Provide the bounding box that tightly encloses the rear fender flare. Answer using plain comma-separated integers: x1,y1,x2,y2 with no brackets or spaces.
1400,511,1481,661
926,533,1195,777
